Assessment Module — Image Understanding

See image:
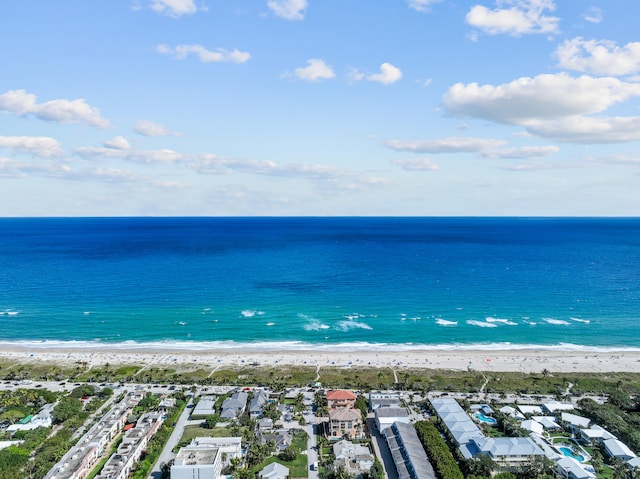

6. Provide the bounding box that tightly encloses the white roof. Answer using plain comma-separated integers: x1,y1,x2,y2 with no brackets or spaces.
531,416,560,429
580,425,616,441
472,437,544,458
556,457,596,479
561,412,591,429
261,462,289,479
543,401,574,413
518,405,543,415
604,438,636,459
520,419,544,435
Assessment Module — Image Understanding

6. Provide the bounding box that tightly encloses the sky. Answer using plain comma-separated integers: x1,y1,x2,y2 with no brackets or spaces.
1,0,640,216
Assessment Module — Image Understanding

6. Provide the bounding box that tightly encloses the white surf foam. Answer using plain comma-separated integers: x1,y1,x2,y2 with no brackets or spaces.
570,317,591,324
336,320,373,331
436,318,458,326
467,320,498,328
543,317,570,325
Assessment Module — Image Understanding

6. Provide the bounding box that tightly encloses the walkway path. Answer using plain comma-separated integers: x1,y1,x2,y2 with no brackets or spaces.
149,396,193,479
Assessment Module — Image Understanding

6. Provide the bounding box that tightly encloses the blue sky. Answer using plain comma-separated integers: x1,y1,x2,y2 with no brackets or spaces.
1,0,640,216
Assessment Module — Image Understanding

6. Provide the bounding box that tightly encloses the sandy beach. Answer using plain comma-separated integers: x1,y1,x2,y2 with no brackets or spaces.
1,344,639,374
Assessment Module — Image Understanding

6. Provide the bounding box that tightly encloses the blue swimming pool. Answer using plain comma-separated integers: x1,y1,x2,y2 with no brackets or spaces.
473,413,497,425
559,446,585,462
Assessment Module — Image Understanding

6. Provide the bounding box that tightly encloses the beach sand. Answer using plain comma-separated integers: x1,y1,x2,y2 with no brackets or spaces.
1,344,639,374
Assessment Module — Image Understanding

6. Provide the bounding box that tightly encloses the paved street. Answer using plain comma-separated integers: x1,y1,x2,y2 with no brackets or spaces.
149,396,193,479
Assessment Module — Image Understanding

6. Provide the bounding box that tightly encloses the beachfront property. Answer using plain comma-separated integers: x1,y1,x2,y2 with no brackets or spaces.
384,421,436,479
603,438,636,461
220,391,249,420
326,389,357,410
374,405,410,431
7,403,54,432
556,456,596,479
250,389,269,418
328,408,364,440
429,397,544,467
332,439,375,476
561,412,591,433
368,390,401,410
192,395,217,418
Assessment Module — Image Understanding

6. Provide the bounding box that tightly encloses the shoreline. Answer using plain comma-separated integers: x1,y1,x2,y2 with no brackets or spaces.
1,343,640,373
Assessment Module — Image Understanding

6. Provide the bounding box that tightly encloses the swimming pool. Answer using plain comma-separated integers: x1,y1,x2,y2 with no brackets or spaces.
559,446,585,462
473,412,497,425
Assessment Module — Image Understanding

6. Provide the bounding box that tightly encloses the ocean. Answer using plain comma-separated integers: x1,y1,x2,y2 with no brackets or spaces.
1,217,639,352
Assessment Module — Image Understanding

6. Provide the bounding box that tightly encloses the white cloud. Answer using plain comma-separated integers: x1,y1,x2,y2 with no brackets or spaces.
157,44,251,63
482,145,559,159
407,0,441,13
466,0,560,36
148,0,199,17
267,0,308,20
134,120,182,137
0,136,64,158
367,63,403,85
76,146,183,164
393,157,440,171
583,6,603,24
0,89,110,128
526,116,640,143
555,38,640,76
443,73,640,124
104,136,131,150
294,59,335,82
385,136,507,153
346,67,365,83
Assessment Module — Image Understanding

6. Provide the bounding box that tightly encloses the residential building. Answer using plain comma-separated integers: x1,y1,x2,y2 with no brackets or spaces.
192,396,218,418
326,390,357,410
556,457,596,479
250,390,269,419
333,440,374,476
468,437,544,467
220,392,248,420
329,408,363,440
368,391,401,411
259,462,289,479
375,406,410,432
384,422,437,479
603,438,636,461
171,437,241,479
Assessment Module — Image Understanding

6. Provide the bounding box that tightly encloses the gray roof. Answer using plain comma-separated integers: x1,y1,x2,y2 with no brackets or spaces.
375,407,409,418
430,397,483,447
250,390,269,413
471,437,544,458
556,457,595,479
385,422,436,479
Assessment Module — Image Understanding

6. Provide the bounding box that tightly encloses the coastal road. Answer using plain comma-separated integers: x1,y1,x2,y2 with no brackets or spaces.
149,395,194,479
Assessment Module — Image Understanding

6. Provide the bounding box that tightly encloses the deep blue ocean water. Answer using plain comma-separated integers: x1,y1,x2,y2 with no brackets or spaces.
1,217,639,351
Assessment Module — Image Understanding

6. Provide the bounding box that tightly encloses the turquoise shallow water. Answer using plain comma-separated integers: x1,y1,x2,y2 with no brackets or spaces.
0,217,639,351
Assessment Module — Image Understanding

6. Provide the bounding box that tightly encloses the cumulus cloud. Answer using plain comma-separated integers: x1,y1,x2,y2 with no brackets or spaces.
555,38,640,76
407,0,441,13
134,120,182,137
367,63,403,85
147,0,199,17
293,59,335,82
104,136,131,150
393,157,439,171
267,0,308,20
0,89,110,128
157,44,251,63
482,145,559,159
583,6,603,24
385,136,507,153
466,0,560,36
443,73,640,124
0,136,65,158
